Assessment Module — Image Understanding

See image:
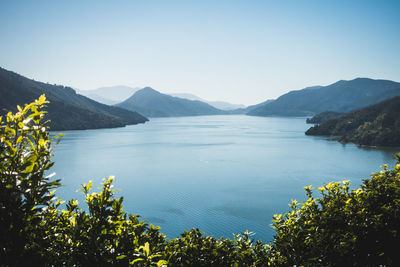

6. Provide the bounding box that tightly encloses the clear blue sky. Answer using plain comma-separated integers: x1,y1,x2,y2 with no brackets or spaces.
1,0,399,105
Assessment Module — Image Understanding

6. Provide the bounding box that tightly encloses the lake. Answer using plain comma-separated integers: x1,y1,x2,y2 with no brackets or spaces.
52,115,398,242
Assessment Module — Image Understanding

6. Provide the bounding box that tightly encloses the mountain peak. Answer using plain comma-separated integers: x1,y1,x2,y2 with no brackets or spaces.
116,87,225,117
332,78,375,85
248,77,400,117
141,86,157,91
134,87,160,95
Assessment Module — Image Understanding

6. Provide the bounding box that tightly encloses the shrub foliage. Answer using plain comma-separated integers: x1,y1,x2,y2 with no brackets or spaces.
1,96,399,266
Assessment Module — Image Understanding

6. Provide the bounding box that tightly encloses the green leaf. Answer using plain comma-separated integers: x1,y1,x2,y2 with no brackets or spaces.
116,255,127,260
130,258,144,264
24,163,35,173
157,260,168,266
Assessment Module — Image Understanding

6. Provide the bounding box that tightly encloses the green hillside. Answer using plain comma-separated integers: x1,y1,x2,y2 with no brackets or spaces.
305,96,400,146
0,67,148,130
306,111,345,124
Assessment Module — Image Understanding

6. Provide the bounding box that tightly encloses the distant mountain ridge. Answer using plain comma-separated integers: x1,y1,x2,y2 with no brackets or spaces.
248,78,400,117
77,85,140,105
116,87,226,117
0,67,148,130
169,93,246,110
305,96,400,146
231,99,274,114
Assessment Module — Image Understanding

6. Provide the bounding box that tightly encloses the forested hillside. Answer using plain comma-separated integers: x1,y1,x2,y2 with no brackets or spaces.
0,67,148,130
306,96,400,146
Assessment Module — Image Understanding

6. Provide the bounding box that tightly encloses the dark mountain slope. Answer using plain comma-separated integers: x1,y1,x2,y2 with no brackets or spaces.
305,96,400,146
116,87,226,117
228,99,274,114
248,78,400,117
306,111,345,124
0,67,148,130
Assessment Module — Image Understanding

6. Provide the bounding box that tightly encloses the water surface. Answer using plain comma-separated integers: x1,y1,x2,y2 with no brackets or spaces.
52,115,398,242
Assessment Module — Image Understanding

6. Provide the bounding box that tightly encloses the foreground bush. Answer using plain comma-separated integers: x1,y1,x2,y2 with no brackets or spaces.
268,160,400,266
1,96,399,266
0,96,61,265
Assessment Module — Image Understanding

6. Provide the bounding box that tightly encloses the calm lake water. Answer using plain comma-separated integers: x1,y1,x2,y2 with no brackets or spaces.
52,115,398,242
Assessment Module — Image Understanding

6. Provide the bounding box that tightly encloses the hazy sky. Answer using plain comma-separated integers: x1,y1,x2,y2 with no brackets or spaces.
1,0,400,105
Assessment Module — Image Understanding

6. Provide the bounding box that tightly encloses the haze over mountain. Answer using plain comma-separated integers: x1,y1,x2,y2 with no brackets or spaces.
306,96,400,147
116,87,226,117
169,93,203,101
0,67,148,130
248,79,400,117
170,93,246,110
77,86,140,105
232,99,275,114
